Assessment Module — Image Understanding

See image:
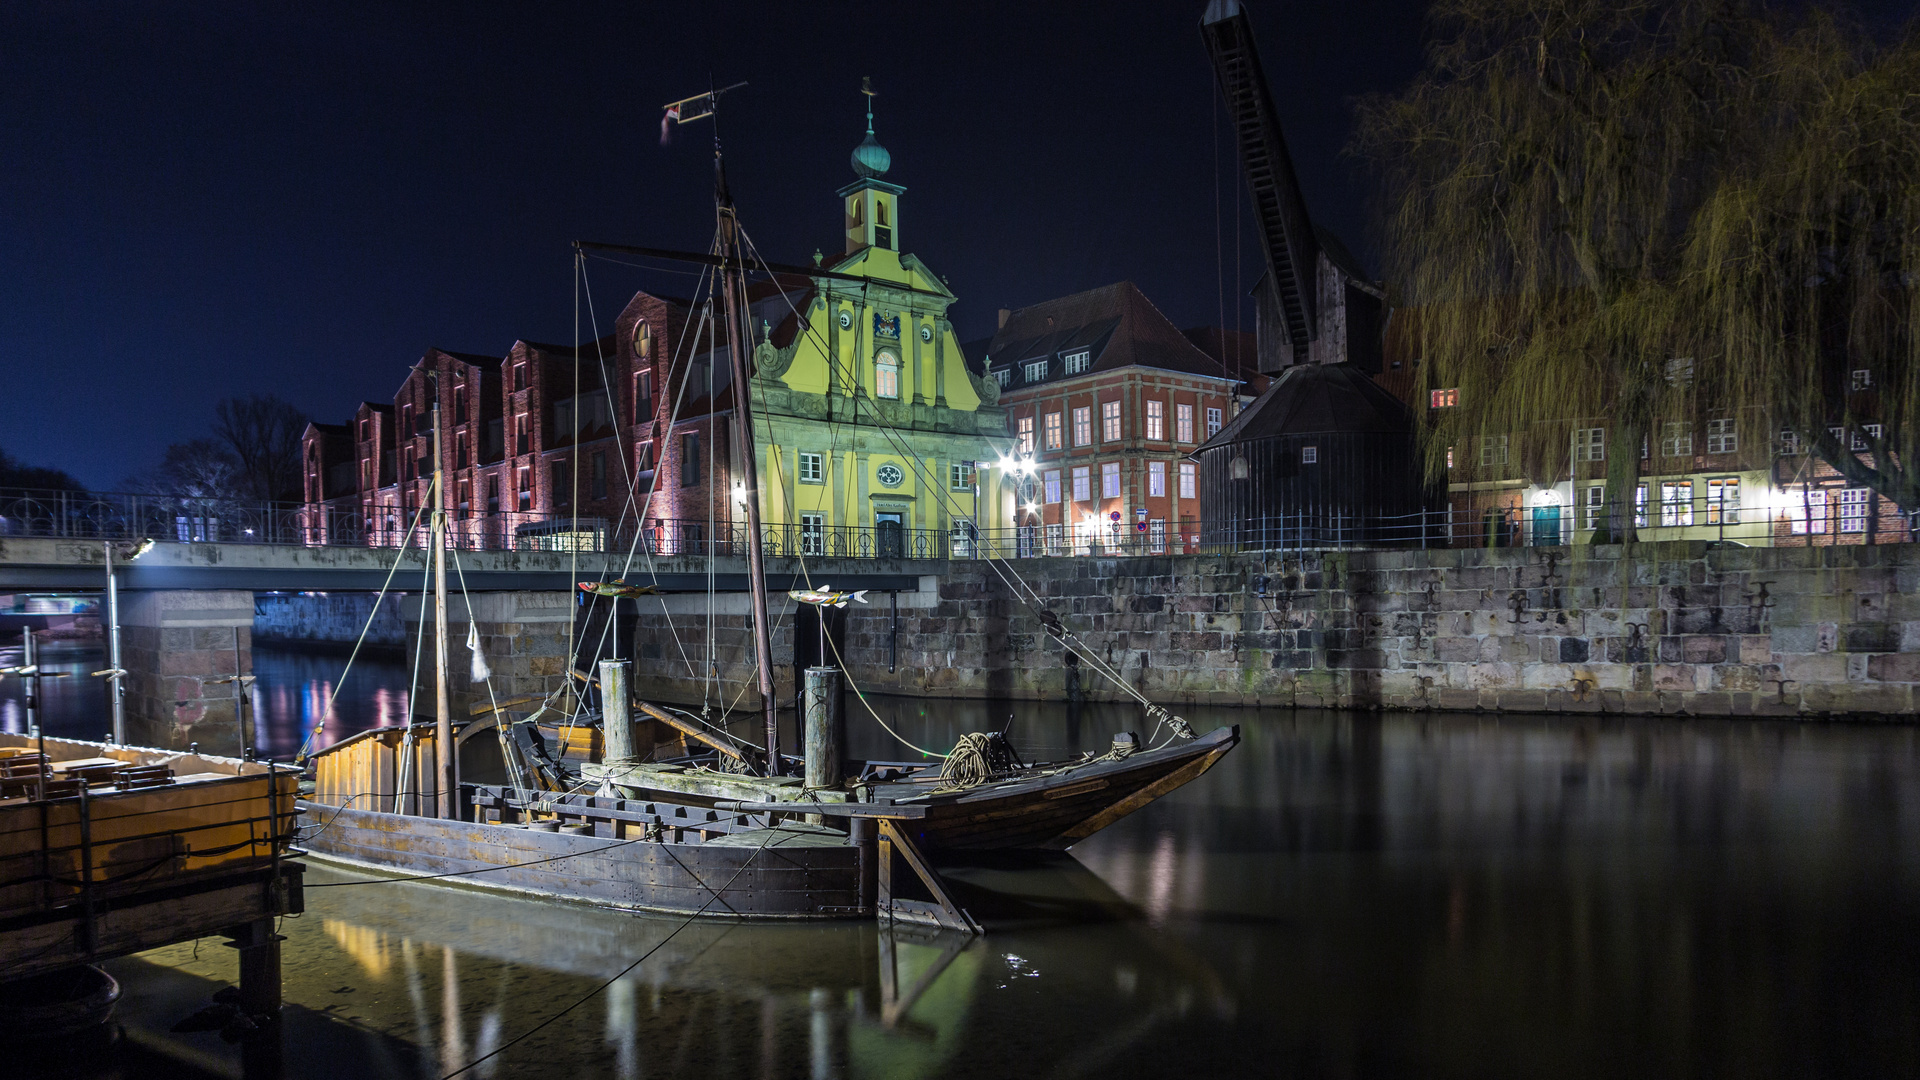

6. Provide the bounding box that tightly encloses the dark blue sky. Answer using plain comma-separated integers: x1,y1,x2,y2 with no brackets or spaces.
7,1,1907,490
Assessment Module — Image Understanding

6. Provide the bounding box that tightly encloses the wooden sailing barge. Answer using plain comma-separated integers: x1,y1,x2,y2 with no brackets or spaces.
296,80,1238,931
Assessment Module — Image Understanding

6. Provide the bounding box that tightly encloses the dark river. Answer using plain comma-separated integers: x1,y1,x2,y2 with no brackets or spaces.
12,643,1919,1078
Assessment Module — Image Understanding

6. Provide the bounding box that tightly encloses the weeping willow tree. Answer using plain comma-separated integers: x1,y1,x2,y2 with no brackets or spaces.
1354,0,1920,541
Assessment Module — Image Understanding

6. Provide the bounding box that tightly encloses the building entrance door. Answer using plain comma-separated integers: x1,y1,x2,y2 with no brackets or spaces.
875,512,904,558
1532,502,1562,546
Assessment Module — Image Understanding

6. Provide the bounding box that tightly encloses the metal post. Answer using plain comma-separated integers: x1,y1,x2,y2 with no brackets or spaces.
105,542,125,744
599,659,636,764
432,395,454,819
803,666,844,792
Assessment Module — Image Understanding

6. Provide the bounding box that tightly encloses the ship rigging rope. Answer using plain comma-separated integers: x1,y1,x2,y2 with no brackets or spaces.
448,545,534,802
295,496,431,762
730,230,1188,740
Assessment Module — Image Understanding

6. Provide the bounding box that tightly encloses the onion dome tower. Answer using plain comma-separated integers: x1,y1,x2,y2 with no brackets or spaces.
840,77,904,255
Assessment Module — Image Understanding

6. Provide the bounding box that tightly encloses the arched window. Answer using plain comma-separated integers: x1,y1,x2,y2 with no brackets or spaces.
875,350,899,400
850,199,863,225
876,199,889,226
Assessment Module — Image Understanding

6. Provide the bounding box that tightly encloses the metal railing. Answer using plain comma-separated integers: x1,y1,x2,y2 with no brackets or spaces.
4,487,1911,560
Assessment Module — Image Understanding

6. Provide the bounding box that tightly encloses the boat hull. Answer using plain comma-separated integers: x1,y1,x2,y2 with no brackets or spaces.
299,801,863,919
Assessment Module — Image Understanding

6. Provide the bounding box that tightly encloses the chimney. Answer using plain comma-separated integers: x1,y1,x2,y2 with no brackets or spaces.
997,308,1010,329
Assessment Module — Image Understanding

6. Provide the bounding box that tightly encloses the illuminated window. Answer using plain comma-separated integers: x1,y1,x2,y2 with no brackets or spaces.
1064,350,1091,374
1102,400,1121,442
1178,462,1196,500
875,352,899,399
1206,407,1222,438
1788,488,1829,534
1045,412,1063,450
1430,388,1459,408
1839,488,1870,532
1146,399,1164,440
799,452,822,484
1073,407,1092,447
1044,469,1061,503
1024,360,1048,383
1584,484,1605,531
1705,477,1739,524
1148,461,1166,497
950,462,975,491
1072,466,1091,502
1176,403,1194,443
1017,415,1035,453
1660,480,1693,527
1633,483,1648,528
1102,462,1121,498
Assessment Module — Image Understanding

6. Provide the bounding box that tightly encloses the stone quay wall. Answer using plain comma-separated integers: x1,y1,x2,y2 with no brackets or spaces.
254,591,408,652
743,542,1920,718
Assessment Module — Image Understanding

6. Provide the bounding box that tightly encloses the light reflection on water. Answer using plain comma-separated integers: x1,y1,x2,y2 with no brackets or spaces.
99,702,1920,1078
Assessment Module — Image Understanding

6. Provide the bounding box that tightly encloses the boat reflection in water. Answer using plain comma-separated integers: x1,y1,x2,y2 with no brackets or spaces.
105,704,1920,1078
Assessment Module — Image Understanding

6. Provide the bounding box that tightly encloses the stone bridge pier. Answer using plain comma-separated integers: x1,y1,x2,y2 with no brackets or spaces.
119,589,253,756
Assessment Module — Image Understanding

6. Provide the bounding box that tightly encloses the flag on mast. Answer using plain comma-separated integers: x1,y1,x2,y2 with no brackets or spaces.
660,103,680,145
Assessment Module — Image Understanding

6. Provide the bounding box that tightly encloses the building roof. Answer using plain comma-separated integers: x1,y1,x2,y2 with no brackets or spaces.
1181,326,1260,382
986,282,1238,391
431,348,502,367
1197,362,1413,451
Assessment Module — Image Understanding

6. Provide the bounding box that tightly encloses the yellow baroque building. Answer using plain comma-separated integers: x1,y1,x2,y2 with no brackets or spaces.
740,107,1009,558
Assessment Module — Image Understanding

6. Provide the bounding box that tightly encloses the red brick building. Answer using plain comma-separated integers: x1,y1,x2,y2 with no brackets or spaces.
979,282,1247,555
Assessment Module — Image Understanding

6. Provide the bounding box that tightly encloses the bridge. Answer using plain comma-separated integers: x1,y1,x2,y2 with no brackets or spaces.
0,536,937,758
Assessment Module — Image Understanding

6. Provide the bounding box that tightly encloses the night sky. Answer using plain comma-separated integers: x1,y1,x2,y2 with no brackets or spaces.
5,0,1905,491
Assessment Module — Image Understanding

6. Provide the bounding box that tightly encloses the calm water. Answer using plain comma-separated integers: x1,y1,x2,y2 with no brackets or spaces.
13,643,1920,1077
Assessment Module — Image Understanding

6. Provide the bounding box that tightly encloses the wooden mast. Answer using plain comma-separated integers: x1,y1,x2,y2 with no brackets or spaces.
708,109,783,776
431,382,454,817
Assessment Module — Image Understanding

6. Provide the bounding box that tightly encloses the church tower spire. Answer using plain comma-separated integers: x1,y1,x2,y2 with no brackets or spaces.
840,76,904,256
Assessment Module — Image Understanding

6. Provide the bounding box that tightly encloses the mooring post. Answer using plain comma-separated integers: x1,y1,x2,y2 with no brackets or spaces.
803,666,843,791
600,659,637,763
227,916,286,1080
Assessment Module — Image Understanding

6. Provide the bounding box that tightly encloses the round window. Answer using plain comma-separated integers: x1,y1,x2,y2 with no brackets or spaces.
876,463,904,488
920,325,933,342
838,310,854,331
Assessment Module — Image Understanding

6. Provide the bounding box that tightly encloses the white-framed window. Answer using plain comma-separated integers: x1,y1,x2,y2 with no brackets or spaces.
1855,423,1883,451
1573,427,1605,462
1149,518,1166,554
1706,418,1737,454
1044,412,1064,450
1480,435,1509,467
1584,484,1605,531
1044,469,1061,503
1839,487,1870,532
1178,462,1196,500
1045,523,1065,554
1064,350,1091,374
1016,415,1035,453
1101,461,1121,498
1789,488,1829,534
1852,368,1873,390
1706,477,1740,524
1661,421,1693,457
1660,480,1694,527
1024,360,1048,383
800,513,825,555
798,451,823,484
1302,446,1318,464
1073,406,1092,447
1146,399,1164,440
995,369,1012,389
1780,429,1805,455
1430,388,1459,409
1101,400,1121,442
950,462,975,491
1072,466,1091,502
1634,483,1648,529
1206,407,1223,438
1665,357,1695,385
875,352,899,399
1176,403,1194,443
1148,461,1166,497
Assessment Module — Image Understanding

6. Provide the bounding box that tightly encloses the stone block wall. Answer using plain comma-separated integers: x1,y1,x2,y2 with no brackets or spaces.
254,591,408,652
119,590,254,755
404,590,577,720
789,544,1920,717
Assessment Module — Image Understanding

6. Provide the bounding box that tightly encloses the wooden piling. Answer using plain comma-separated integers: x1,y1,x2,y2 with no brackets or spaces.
600,660,637,763
803,666,843,791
